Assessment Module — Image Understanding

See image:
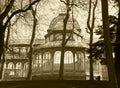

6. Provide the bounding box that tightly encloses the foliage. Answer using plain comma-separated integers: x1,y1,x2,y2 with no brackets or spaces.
88,15,117,64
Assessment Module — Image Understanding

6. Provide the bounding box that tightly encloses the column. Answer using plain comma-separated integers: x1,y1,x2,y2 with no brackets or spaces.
51,51,54,74
73,51,75,73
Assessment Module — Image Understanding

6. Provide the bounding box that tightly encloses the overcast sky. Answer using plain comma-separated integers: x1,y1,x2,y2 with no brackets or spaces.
7,0,118,44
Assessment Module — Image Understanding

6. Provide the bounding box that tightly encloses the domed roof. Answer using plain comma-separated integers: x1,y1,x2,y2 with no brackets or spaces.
48,13,80,31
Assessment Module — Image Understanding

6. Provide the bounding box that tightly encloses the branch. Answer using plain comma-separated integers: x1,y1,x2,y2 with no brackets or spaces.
60,0,77,7
0,0,15,20
4,45,17,54
64,7,74,45
4,0,40,30
60,0,67,5
11,14,21,26
87,0,92,31
91,0,98,29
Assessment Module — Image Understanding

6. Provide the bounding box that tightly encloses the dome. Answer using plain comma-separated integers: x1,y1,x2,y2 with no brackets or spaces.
48,13,80,31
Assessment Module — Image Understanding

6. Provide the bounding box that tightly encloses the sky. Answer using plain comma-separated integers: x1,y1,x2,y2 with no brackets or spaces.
7,0,118,44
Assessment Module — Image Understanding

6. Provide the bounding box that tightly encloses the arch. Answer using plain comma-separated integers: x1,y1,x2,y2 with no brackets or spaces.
43,52,51,64
64,51,74,70
7,62,15,76
22,62,28,77
32,54,42,69
8,62,14,69
53,51,61,71
42,52,52,71
16,62,22,77
64,51,73,64
16,62,22,69
38,54,42,67
54,51,61,64
75,51,85,71
32,54,38,69
23,62,28,70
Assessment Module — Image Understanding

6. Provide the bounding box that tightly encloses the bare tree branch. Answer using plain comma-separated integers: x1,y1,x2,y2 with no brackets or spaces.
60,0,67,5
64,6,75,45
0,0,15,20
87,0,92,31
4,0,41,30
91,0,98,29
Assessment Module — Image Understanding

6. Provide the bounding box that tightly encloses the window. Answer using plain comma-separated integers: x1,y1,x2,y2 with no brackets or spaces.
8,62,14,69
64,51,74,71
32,55,37,69
22,62,28,77
16,63,22,69
38,54,42,67
23,62,28,70
54,51,61,64
33,54,42,69
16,62,22,77
54,51,61,71
8,62,15,76
42,52,51,71
75,52,85,71
64,51,73,64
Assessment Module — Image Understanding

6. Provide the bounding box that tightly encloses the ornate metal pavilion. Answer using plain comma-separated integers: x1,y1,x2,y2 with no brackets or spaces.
31,13,106,80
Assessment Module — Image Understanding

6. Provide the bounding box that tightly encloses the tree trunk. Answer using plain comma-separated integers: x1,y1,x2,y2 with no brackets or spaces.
114,3,120,88
87,0,98,80
89,31,94,80
0,22,10,79
59,0,70,80
27,7,37,80
0,24,5,80
0,24,5,61
101,0,116,88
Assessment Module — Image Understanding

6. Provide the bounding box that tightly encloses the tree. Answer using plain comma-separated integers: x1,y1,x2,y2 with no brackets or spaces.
90,15,117,63
59,0,71,80
0,0,41,60
27,0,39,80
59,0,82,79
86,0,98,80
89,0,117,87
0,0,41,79
114,0,120,87
92,0,120,87
0,20,11,79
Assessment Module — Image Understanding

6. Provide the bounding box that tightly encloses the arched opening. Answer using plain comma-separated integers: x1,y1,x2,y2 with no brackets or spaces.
54,51,61,71
16,62,22,77
8,62,15,77
75,51,85,72
42,52,51,72
32,54,42,73
64,51,74,71
23,62,28,77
